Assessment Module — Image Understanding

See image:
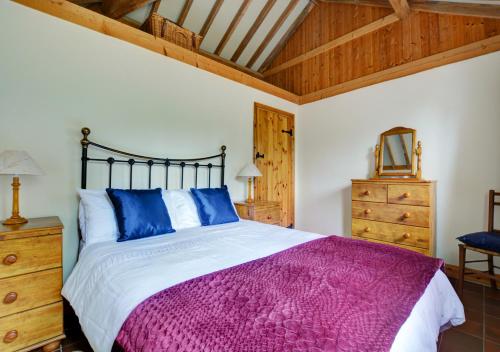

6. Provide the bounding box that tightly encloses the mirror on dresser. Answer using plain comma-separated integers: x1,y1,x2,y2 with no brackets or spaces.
375,127,422,179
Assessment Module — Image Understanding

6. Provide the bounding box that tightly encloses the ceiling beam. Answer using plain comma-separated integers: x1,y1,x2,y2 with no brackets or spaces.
177,0,193,27
200,50,263,79
246,0,299,69
102,0,152,18
263,13,399,77
199,0,224,40
231,0,277,62
214,0,251,56
321,0,500,19
258,0,317,73
71,0,102,5
388,0,410,19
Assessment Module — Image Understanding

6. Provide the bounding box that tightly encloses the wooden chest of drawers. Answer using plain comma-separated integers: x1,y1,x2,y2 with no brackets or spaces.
234,201,281,226
351,180,436,256
0,217,64,352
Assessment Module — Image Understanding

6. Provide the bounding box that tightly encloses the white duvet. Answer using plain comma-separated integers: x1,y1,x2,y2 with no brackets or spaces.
62,220,465,352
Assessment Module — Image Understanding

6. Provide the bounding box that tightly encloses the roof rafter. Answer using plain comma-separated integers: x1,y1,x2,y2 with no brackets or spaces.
177,0,193,27
230,0,277,62
101,0,152,19
258,0,317,73
199,0,224,40
388,0,410,18
246,0,299,69
214,0,251,56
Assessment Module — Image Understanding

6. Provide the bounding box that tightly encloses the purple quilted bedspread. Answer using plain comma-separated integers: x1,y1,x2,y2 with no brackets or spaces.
115,236,443,352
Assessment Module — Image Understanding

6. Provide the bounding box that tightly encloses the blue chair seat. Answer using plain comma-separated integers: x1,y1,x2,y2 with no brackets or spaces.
457,231,500,253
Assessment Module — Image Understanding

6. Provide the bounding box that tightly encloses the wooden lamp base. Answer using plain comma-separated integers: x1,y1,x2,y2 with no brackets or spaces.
246,177,254,203
2,176,28,226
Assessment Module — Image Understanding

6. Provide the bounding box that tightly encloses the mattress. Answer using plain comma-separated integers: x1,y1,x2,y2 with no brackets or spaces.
62,220,465,352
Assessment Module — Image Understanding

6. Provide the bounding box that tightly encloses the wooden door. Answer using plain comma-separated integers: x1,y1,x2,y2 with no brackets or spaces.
253,103,294,228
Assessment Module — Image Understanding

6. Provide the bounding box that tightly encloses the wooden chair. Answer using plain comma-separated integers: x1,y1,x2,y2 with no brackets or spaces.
457,190,500,297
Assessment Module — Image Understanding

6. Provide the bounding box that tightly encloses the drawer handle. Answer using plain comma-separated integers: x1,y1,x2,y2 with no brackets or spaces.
267,215,272,220
3,254,17,266
403,212,411,219
403,233,411,239
403,192,411,198
364,209,372,215
3,330,17,343
363,190,371,196
3,292,17,304
364,227,371,233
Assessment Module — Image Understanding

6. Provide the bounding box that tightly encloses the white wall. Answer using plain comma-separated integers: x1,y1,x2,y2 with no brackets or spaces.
0,2,298,280
296,51,500,265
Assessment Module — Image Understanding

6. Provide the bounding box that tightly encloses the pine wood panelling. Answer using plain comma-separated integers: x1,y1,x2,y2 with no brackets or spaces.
264,1,500,98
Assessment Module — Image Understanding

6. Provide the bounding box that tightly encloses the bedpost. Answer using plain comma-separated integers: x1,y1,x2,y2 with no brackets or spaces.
221,145,226,187
81,127,90,189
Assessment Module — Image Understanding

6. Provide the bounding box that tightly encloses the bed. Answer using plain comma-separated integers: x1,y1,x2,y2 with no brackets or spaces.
63,128,465,352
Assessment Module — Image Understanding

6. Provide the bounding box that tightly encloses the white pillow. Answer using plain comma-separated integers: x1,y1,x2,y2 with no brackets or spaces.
78,189,119,246
163,190,201,230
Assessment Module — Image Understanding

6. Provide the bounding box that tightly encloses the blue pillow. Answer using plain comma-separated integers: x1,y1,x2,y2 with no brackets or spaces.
106,188,175,242
457,231,500,253
190,186,239,226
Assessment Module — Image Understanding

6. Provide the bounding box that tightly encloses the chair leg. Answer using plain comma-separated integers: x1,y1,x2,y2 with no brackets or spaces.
488,254,497,290
457,245,466,297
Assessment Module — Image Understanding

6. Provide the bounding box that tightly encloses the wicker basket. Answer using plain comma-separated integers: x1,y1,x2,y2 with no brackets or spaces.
148,13,202,52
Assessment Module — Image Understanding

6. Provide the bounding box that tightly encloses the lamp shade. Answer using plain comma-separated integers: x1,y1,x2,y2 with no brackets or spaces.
237,163,262,178
0,150,44,176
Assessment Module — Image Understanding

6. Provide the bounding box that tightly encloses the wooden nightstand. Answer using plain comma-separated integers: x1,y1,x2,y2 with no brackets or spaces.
0,217,65,352
234,201,281,226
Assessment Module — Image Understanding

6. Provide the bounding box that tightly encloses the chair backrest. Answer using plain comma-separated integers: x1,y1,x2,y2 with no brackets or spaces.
488,190,500,233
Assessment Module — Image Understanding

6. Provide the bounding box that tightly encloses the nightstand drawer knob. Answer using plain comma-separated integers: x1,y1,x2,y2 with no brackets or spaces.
3,254,17,266
364,209,372,215
267,216,272,220
3,292,17,304
403,233,411,239
3,330,17,343
403,192,411,198
364,190,371,196
403,212,411,219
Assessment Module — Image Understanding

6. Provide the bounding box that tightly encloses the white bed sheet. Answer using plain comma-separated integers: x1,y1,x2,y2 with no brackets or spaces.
62,220,464,352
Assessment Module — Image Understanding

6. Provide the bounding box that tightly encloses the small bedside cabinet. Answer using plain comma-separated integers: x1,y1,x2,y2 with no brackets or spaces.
0,217,65,352
234,201,281,226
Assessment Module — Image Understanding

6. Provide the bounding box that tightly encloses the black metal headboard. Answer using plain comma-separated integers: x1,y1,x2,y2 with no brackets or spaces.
80,127,226,190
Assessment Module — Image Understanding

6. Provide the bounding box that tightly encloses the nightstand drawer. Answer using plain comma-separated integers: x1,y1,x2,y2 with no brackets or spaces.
352,183,387,203
0,235,62,279
254,207,280,225
352,201,430,228
352,219,430,249
0,302,63,352
388,184,430,206
0,268,62,318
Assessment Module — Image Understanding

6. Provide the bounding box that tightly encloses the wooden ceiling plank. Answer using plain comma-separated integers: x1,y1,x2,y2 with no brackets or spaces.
321,0,500,19
199,0,224,40
258,0,316,73
102,0,152,18
177,0,193,27
263,13,400,77
230,0,277,62
388,0,410,19
246,0,299,69
214,0,252,56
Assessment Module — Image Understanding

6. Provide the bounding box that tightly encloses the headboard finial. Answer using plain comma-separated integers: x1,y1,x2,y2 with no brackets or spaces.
221,145,226,154
81,127,91,146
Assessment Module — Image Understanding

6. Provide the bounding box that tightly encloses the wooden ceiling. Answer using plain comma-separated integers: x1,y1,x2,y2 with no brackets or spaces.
15,0,500,104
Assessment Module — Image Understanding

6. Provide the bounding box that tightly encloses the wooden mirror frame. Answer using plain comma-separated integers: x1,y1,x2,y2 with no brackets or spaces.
374,127,422,179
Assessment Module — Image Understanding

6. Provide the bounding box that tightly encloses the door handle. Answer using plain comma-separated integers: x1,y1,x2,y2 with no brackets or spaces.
256,152,265,159
282,129,293,137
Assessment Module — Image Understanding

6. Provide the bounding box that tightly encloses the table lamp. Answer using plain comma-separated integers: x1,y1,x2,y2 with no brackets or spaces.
0,150,44,225
237,163,262,203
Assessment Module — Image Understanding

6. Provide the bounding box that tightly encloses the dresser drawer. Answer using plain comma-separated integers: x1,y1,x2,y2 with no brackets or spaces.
254,207,281,225
0,302,63,352
0,235,61,279
352,236,428,255
352,201,430,228
0,268,62,318
352,219,430,249
387,184,430,206
352,183,387,203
